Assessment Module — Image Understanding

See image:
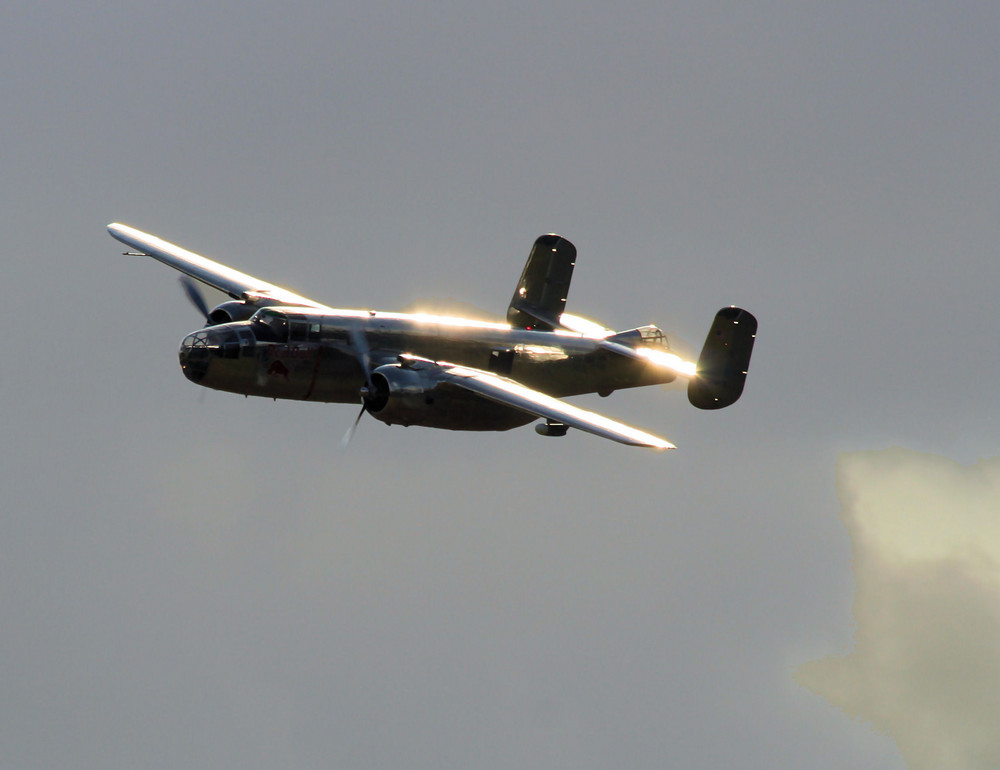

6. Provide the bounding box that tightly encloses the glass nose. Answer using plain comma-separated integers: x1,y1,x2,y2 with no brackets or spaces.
179,327,246,383
179,330,218,383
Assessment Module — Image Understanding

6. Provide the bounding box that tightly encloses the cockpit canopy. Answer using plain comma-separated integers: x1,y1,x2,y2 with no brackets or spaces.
607,325,669,350
249,308,324,343
249,308,289,343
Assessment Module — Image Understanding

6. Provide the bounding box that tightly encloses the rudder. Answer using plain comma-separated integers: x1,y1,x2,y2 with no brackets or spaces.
507,234,577,330
688,307,757,410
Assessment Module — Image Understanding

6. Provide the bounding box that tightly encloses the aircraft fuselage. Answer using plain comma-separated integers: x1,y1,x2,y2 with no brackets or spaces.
180,307,675,429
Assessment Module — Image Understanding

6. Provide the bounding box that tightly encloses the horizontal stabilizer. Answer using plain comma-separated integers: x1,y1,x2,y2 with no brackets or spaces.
688,307,756,410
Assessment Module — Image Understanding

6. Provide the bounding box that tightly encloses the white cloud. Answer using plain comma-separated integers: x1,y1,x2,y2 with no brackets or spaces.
797,448,1000,769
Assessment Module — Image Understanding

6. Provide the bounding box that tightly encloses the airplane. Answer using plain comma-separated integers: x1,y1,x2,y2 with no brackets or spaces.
108,224,756,449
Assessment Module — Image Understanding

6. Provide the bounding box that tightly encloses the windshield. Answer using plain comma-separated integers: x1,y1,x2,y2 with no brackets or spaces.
250,309,289,342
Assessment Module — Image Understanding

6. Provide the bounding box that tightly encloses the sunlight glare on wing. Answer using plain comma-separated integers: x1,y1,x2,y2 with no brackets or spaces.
445,364,675,449
633,347,698,377
559,312,613,337
386,311,508,330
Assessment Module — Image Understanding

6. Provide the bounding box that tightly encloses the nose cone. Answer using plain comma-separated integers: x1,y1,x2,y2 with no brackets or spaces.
179,325,251,383
179,330,213,382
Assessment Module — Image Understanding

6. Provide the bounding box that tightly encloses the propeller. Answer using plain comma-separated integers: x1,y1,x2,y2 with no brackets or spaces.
340,401,367,448
349,323,375,391
340,321,376,448
179,276,211,324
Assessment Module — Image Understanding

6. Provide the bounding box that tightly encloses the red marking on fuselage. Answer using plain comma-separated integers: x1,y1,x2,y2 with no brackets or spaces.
266,344,314,360
267,360,290,380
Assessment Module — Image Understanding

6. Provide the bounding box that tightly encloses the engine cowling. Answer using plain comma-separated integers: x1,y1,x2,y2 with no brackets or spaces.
207,301,258,325
363,363,447,427
361,362,534,432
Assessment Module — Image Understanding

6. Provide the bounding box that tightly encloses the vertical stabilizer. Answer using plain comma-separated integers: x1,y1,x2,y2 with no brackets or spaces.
507,234,576,330
688,307,757,409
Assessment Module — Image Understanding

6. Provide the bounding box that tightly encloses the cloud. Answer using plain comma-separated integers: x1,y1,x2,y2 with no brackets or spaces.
796,448,1000,769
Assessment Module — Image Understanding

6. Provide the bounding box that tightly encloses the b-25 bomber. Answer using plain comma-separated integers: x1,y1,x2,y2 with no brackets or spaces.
108,224,756,449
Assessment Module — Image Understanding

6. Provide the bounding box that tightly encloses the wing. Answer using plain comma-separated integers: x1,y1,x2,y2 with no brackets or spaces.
431,360,673,449
107,223,331,311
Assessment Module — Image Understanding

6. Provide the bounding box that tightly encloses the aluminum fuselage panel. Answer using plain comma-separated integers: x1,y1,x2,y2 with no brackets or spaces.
182,311,675,404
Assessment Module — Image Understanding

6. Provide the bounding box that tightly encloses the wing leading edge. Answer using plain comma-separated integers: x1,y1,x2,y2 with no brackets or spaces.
426,359,674,449
107,223,330,311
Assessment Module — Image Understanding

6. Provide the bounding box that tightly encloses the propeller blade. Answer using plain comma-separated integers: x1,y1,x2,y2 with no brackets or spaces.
340,402,367,448
179,276,211,322
340,320,377,448
349,323,374,390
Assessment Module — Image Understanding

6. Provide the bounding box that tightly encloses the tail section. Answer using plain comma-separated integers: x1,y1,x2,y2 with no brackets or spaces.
507,234,577,330
688,307,757,410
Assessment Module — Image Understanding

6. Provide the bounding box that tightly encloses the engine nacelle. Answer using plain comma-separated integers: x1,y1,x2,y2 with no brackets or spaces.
363,363,447,427
208,301,258,325
362,361,535,432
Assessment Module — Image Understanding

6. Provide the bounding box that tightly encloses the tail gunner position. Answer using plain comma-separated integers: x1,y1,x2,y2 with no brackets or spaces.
109,224,756,449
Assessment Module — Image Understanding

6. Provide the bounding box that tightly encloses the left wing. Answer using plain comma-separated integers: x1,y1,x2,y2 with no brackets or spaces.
424,359,673,449
107,223,331,310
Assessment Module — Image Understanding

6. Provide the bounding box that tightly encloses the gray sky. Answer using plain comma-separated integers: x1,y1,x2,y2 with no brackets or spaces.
3,2,999,767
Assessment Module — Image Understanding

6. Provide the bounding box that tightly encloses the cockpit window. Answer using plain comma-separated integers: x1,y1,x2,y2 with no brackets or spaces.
250,309,289,342
639,326,666,348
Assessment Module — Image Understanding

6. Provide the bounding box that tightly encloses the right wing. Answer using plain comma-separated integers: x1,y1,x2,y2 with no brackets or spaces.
429,359,674,449
107,223,331,311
